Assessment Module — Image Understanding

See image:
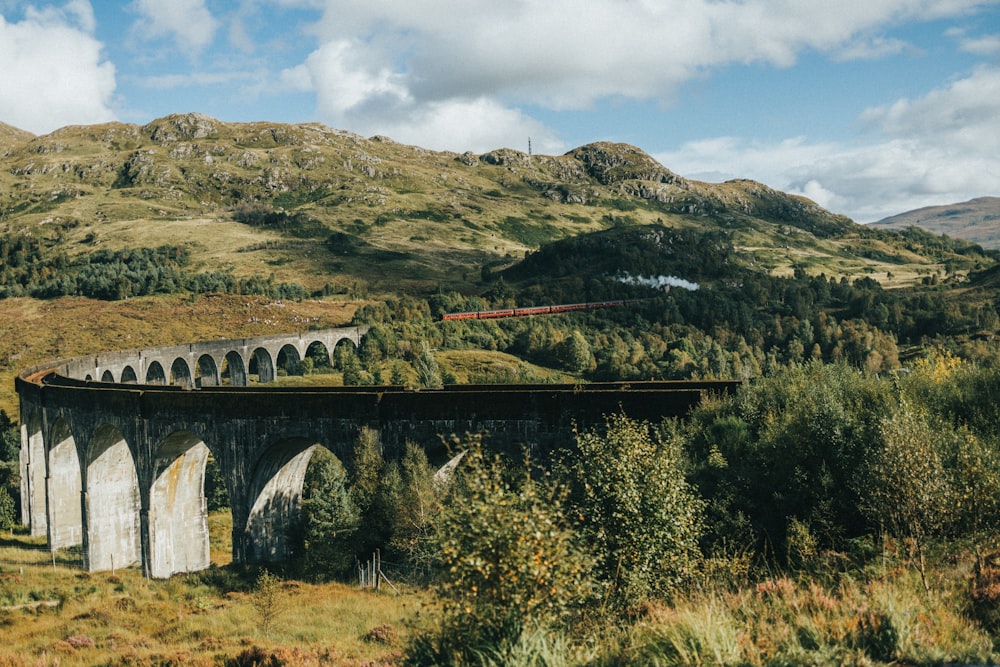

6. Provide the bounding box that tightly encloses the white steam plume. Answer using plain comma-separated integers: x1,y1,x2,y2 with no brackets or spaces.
617,273,700,291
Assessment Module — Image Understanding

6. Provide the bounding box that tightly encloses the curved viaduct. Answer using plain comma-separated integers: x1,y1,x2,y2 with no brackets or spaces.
17,326,737,579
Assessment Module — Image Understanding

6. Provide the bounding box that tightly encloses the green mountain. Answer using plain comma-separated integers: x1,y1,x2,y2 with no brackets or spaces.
2,113,987,298
871,197,1000,250
3,114,1000,415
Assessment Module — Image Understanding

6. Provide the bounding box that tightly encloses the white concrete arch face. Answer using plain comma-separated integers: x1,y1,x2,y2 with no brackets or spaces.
20,409,46,535
86,425,141,572
47,418,82,550
149,432,211,579
246,439,320,562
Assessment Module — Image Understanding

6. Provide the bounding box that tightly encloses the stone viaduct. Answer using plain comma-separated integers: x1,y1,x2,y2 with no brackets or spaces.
17,326,737,579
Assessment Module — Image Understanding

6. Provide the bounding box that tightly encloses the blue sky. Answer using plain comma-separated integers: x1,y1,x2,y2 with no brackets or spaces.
1,1,998,222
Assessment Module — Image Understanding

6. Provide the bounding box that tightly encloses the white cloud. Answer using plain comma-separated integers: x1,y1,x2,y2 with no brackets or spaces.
285,0,996,153
286,41,558,152
130,0,218,53
0,2,116,134
960,34,1000,54
862,64,1000,153
833,36,912,61
655,65,1000,222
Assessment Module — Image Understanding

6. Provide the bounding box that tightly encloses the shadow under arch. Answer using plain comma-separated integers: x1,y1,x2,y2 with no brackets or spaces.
196,354,219,387
145,361,166,385
47,418,82,550
249,347,274,383
121,365,138,384
170,358,192,387
86,424,141,572
276,344,301,377
222,350,247,386
245,438,328,563
148,431,212,578
101,370,114,382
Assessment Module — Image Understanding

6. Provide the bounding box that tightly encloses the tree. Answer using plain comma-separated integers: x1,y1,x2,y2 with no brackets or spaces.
558,330,592,373
300,448,359,578
349,427,391,556
250,569,286,637
561,414,704,610
0,487,16,531
414,341,443,389
384,442,439,566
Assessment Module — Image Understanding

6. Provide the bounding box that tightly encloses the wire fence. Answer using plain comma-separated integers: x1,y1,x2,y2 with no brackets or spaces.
357,550,430,593
0,532,84,571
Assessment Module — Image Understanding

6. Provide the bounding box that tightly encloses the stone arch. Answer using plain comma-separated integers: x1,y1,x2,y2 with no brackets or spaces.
249,348,275,383
47,418,82,550
221,351,247,386
195,354,220,387
86,424,141,572
148,431,211,578
245,438,323,562
145,361,166,385
20,409,46,535
84,374,93,381
121,366,138,384
275,344,302,377
101,370,114,383
170,358,192,387
304,340,332,373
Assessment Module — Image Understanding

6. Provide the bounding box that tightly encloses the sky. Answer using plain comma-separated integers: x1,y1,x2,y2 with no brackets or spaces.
1,1,999,223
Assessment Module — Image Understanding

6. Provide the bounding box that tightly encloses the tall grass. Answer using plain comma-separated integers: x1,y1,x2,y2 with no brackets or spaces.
0,527,427,667
629,565,994,667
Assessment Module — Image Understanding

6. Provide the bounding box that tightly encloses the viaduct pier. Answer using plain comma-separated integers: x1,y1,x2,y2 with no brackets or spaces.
16,326,737,579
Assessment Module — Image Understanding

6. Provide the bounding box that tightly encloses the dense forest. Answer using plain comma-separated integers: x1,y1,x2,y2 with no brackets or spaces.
0,234,310,300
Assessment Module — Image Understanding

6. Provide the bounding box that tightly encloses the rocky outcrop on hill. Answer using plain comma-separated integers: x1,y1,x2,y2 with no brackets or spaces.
568,142,687,186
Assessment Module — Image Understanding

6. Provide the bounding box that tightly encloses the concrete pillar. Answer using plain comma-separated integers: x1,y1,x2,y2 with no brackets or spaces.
85,426,141,572
148,436,211,578
47,419,83,549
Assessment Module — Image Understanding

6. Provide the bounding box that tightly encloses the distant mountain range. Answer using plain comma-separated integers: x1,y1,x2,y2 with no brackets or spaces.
872,197,1000,249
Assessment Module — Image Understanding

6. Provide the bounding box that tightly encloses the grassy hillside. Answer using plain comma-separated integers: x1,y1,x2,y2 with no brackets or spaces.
1,113,984,295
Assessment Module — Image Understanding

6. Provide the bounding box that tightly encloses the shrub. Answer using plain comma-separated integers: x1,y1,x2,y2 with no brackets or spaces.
249,570,285,637
560,413,704,611
406,437,593,665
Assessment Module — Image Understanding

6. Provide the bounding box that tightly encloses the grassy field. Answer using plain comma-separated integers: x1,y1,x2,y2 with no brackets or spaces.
3,529,995,666
0,515,427,667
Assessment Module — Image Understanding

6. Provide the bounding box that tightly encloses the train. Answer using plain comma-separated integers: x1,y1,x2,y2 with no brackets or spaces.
440,299,643,321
